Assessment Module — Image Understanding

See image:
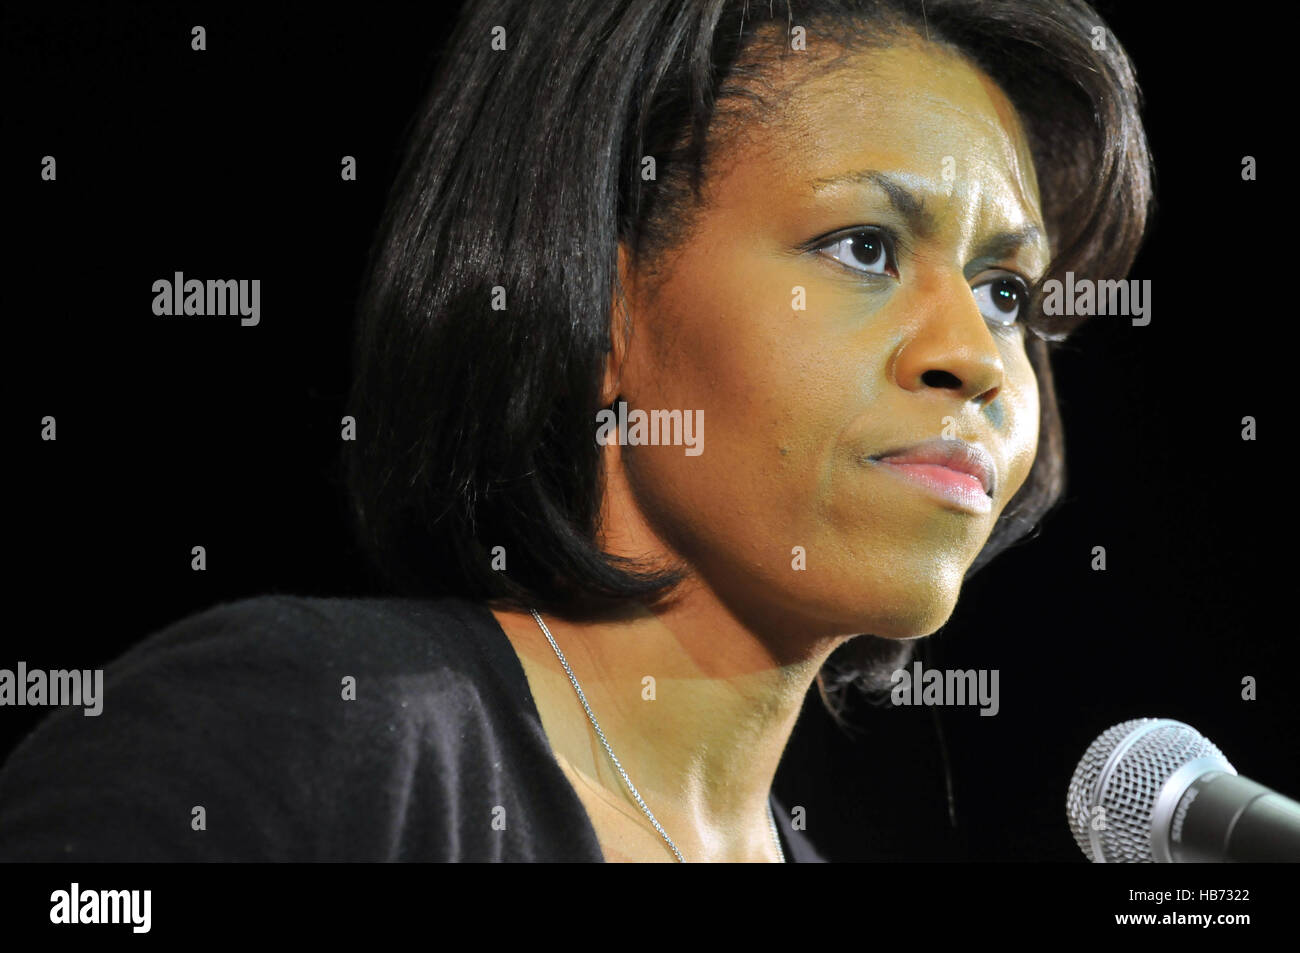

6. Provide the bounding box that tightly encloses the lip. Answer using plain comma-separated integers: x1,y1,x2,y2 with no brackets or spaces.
866,438,997,514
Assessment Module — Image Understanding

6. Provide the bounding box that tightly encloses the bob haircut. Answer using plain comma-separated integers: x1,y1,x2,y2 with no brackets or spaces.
345,0,1153,712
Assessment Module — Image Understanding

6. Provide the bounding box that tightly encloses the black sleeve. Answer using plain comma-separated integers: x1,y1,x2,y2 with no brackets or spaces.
0,596,344,862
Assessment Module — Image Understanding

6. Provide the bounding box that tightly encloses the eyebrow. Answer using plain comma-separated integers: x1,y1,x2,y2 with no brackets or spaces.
969,225,1046,265
808,169,1047,264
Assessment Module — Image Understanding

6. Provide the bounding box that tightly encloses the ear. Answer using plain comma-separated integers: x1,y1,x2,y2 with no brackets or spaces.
600,242,634,407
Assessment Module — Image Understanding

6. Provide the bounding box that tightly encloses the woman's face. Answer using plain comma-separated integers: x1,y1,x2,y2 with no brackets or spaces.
612,40,1049,641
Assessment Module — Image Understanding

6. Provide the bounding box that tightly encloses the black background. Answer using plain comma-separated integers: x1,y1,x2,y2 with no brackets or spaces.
4,0,1289,865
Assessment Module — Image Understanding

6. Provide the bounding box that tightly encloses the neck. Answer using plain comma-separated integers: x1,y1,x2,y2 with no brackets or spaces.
491,589,845,861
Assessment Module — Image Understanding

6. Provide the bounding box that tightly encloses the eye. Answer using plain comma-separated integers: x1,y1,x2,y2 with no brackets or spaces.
816,228,897,278
972,275,1030,326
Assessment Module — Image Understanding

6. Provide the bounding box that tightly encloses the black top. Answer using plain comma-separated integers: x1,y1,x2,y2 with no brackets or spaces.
0,594,825,862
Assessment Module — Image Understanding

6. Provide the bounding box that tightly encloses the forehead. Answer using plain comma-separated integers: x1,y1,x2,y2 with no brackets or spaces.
718,41,1044,236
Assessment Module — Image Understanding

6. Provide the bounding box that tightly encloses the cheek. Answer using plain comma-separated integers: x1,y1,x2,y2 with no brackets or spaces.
617,266,850,544
625,248,832,448
995,346,1041,497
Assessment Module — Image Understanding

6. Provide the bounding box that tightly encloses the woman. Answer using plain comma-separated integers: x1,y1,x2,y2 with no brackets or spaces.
0,0,1150,863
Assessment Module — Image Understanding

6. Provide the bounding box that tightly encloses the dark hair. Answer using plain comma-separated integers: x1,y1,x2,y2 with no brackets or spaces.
344,0,1153,714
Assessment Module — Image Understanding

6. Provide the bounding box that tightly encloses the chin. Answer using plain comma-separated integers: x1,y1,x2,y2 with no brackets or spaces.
837,574,965,641
861,604,956,641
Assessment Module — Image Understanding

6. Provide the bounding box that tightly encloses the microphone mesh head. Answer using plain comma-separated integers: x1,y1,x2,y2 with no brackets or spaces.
1066,718,1233,863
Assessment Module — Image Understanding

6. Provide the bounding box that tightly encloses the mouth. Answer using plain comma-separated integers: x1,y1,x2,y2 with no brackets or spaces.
866,438,996,515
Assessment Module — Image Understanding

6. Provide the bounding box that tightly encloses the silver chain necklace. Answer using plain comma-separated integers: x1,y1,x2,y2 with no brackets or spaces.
528,608,786,863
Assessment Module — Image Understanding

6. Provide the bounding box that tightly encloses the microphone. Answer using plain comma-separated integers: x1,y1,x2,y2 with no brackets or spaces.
1066,718,1300,862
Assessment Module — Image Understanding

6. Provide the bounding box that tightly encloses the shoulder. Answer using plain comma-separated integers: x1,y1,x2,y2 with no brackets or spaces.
111,592,494,673
88,592,513,721
0,593,518,861
63,592,512,739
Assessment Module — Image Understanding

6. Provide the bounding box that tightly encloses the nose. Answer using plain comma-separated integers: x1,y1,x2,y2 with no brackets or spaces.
889,271,1005,408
